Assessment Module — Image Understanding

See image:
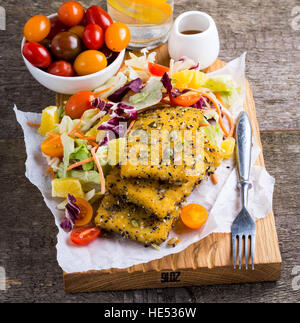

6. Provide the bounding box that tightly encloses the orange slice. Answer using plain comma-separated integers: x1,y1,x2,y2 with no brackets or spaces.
108,0,173,24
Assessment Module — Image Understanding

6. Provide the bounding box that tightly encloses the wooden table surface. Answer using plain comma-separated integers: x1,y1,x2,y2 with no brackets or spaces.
0,0,299,303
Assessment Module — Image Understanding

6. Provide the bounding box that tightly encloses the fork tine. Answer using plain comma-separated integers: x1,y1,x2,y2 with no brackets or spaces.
238,235,242,269
232,234,237,269
250,234,256,270
244,235,249,270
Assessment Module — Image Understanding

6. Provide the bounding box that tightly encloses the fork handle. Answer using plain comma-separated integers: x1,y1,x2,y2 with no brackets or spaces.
235,111,252,207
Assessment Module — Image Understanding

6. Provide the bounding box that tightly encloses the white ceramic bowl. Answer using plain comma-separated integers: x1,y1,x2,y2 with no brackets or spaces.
168,11,220,69
21,14,125,95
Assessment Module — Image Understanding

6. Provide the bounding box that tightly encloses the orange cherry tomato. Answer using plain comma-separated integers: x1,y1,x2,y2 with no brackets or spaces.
41,135,64,157
180,204,208,229
58,1,85,26
148,62,170,77
70,226,101,246
74,50,107,76
105,22,131,52
23,15,51,42
65,90,96,119
170,90,202,107
74,198,93,227
69,25,85,38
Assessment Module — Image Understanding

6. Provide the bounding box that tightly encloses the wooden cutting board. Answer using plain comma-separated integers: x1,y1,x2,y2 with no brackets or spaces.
57,44,281,293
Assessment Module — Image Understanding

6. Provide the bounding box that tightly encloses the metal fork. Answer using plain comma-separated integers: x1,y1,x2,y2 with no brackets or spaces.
232,111,256,270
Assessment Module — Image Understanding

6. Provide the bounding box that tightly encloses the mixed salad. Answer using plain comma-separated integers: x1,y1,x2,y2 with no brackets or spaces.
28,49,239,246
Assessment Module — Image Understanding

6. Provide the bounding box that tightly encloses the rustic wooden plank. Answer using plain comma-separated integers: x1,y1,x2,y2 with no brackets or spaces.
59,56,281,293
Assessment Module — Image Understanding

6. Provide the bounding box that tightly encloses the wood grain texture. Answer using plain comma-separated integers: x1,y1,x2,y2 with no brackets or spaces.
58,55,281,293
0,0,299,302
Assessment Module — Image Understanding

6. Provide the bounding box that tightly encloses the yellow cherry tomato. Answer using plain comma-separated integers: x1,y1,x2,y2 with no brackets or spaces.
105,22,131,52
69,25,85,38
24,15,51,42
74,198,93,227
74,50,107,76
180,204,208,229
221,137,236,159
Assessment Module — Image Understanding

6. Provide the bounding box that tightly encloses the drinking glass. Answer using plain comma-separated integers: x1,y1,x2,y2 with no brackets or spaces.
107,0,174,49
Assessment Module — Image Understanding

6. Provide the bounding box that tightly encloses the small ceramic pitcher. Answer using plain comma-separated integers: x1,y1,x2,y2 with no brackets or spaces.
168,11,220,69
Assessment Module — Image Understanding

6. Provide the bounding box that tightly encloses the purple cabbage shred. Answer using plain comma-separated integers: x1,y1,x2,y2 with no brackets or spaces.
107,78,143,102
60,194,80,232
91,98,113,113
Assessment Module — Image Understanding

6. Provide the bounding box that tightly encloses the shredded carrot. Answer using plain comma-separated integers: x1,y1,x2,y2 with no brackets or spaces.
46,132,59,138
215,92,229,109
193,90,231,137
74,132,97,141
131,66,145,72
199,124,210,127
27,122,40,127
215,92,235,136
126,120,136,135
89,141,99,148
45,167,55,179
211,173,218,185
94,86,114,97
68,119,82,136
67,157,95,171
91,147,106,194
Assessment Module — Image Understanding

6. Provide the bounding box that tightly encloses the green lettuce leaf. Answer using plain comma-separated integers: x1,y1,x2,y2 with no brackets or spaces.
69,142,94,171
128,79,163,110
61,133,75,178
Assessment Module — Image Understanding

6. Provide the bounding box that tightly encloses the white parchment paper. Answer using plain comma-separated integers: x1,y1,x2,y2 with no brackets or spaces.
14,53,275,273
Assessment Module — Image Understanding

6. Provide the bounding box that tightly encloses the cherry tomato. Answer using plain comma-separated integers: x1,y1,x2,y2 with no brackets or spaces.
58,1,85,26
22,42,52,68
69,25,85,38
51,31,83,61
73,198,93,227
180,204,208,229
148,62,170,77
85,5,113,31
65,90,96,119
23,15,51,42
74,50,107,76
70,226,101,246
170,90,202,107
83,24,104,50
100,45,118,65
47,61,75,77
41,135,64,157
39,38,52,52
47,15,68,40
105,22,131,52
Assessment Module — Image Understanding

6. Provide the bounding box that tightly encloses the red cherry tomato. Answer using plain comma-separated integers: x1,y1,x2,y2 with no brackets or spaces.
148,62,170,77
51,31,83,61
23,15,51,42
48,15,68,40
70,226,101,246
22,42,52,68
105,22,131,52
170,90,202,107
83,24,104,50
85,5,113,31
47,61,75,77
58,1,85,26
65,90,96,119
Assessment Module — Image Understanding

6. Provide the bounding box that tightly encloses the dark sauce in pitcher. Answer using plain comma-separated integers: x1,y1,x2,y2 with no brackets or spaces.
181,30,203,35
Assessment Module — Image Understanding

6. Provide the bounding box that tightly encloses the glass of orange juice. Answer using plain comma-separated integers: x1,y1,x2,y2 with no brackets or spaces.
107,0,174,49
